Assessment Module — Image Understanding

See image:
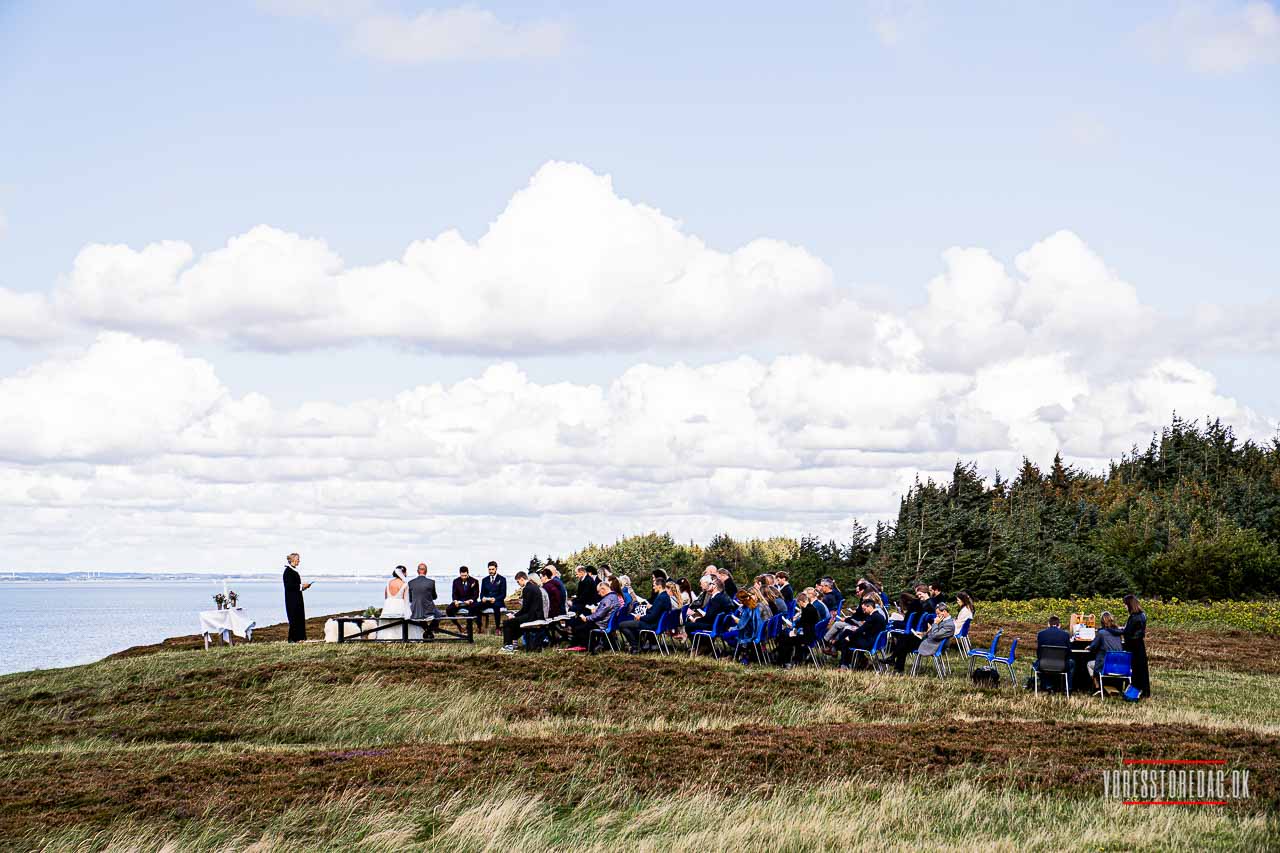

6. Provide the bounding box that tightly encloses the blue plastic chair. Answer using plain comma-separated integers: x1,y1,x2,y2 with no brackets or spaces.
966,629,1003,674
761,613,785,662
734,611,770,664
786,599,797,620
589,607,628,652
638,608,676,655
889,611,921,638
951,618,973,657
848,629,889,673
689,613,729,658
989,637,1019,684
1095,651,1133,699
804,616,832,667
909,635,952,678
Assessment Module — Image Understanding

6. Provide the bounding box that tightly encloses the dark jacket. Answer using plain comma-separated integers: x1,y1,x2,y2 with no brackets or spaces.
780,583,795,603
451,576,479,604
721,576,738,599
822,589,843,615
513,581,545,622
573,574,601,610
900,597,925,625
407,575,439,619
1123,612,1147,644
843,609,886,650
688,591,734,634
639,591,673,629
1036,625,1072,659
480,574,507,604
792,602,820,641
544,576,566,616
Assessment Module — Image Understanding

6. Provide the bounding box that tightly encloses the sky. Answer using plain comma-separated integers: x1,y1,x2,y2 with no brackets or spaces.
0,1,1277,574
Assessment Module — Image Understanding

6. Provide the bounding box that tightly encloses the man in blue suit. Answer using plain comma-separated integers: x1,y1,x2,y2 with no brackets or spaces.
1033,615,1074,691
475,560,507,633
618,576,673,652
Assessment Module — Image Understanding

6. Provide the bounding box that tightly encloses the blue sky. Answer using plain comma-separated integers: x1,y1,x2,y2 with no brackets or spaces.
0,1,1277,571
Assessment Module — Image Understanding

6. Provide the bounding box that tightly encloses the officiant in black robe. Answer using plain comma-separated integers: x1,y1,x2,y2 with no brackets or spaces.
283,552,310,642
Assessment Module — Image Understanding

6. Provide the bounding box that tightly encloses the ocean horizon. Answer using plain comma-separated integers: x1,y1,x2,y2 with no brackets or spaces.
0,576,463,676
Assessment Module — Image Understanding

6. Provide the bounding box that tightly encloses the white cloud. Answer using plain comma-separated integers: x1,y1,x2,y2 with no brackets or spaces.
43,162,839,353
353,7,565,63
1,332,1271,571
1145,1,1280,74
6,161,1190,371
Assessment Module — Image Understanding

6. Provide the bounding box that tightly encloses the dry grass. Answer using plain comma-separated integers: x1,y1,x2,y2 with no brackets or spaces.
27,779,1278,852
4,629,1278,850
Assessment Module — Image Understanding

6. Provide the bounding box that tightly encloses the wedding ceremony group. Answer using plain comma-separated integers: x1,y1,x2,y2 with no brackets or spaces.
282,552,1154,699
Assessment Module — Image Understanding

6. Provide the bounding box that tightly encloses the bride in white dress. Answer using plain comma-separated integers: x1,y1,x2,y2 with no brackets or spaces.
378,566,410,639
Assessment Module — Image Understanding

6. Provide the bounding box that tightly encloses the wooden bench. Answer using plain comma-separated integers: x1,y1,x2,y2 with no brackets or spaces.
332,615,475,644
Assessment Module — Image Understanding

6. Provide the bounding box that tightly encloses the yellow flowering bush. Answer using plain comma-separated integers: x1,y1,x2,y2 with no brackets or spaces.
980,597,1280,635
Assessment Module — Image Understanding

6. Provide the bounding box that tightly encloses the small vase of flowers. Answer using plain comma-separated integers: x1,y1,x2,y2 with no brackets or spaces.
213,593,227,610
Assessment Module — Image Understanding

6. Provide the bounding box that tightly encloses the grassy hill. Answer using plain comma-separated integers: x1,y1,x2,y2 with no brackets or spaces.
2,609,1278,851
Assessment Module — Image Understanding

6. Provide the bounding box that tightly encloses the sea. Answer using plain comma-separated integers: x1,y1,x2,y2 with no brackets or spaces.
0,575,461,676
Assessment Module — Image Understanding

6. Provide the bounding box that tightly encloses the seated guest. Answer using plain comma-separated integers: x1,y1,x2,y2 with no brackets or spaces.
539,566,567,617
686,578,734,637
571,565,601,614
446,566,480,617
690,574,715,614
761,584,787,617
954,591,975,635
914,584,935,615
620,576,673,652
1088,611,1125,688
805,587,830,621
567,582,622,651
475,561,507,632
618,575,635,608
652,568,669,586
927,582,946,613
500,572,546,652
677,577,694,607
891,602,955,673
724,590,766,653
775,591,820,668
1031,614,1074,690
891,590,925,632
836,598,888,670
776,571,795,604
818,578,843,616
408,563,440,621
713,566,738,599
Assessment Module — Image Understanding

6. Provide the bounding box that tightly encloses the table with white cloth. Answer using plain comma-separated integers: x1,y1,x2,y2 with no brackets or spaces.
199,608,256,649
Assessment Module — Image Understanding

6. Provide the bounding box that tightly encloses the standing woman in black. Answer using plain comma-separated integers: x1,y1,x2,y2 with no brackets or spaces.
283,552,311,642
1122,594,1150,698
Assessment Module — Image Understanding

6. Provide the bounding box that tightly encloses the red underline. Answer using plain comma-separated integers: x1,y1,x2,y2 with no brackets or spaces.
1123,759,1227,765
1124,801,1228,806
